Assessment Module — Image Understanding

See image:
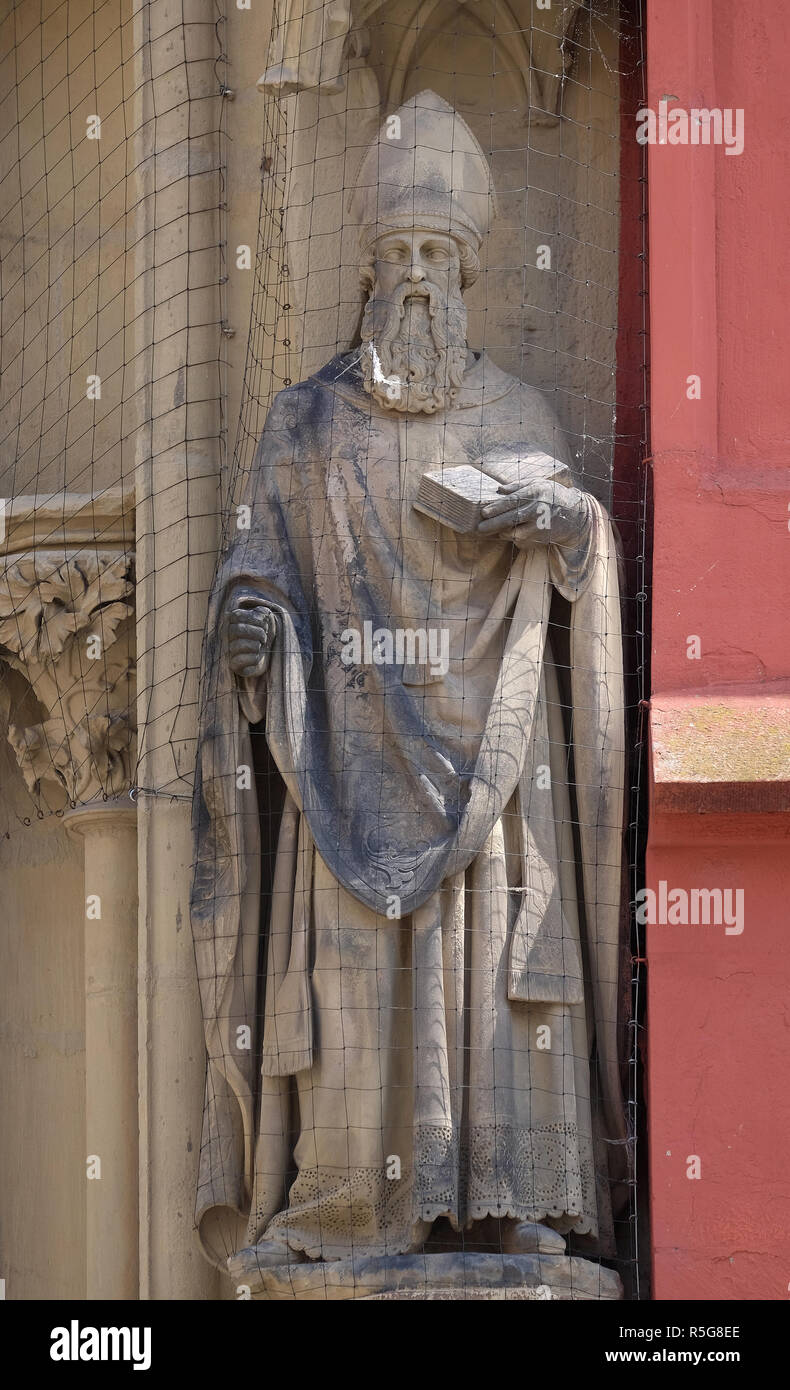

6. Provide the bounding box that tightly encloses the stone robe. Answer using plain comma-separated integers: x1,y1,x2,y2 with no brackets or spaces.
191,349,626,1265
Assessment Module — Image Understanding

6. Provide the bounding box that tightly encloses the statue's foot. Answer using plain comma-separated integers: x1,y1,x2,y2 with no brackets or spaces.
501,1221,566,1255
227,1240,306,1282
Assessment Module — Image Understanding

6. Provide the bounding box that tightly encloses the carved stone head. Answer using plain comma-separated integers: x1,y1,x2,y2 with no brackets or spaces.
349,90,497,414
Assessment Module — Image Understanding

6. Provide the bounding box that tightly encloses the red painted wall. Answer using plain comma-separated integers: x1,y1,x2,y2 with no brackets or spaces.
647,0,790,1298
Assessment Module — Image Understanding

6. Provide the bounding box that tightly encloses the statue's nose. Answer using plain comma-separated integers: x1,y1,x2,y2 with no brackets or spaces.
408,262,425,282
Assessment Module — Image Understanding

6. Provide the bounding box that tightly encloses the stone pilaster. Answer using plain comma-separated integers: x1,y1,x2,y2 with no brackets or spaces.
0,491,139,1298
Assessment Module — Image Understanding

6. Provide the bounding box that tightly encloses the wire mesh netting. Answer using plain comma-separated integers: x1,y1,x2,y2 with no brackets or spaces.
195,0,649,1300
0,0,649,1300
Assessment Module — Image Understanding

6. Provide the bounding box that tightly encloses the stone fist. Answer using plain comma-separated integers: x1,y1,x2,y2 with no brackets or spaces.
227,590,276,678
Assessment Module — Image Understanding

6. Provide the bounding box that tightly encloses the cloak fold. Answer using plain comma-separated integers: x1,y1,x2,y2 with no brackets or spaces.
191,356,627,1260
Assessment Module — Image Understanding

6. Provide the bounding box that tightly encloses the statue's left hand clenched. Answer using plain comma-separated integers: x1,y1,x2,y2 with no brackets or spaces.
477,478,590,550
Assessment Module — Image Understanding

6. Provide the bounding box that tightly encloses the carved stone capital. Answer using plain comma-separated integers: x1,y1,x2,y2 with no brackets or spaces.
0,493,136,804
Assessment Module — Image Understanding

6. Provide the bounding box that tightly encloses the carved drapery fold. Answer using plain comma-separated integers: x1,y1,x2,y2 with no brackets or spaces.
258,0,356,96
0,493,136,804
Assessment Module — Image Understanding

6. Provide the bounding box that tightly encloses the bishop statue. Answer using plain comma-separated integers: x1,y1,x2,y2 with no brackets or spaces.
191,91,627,1281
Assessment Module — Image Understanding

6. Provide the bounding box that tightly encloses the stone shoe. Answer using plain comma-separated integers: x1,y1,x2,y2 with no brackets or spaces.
227,1240,306,1283
501,1221,566,1255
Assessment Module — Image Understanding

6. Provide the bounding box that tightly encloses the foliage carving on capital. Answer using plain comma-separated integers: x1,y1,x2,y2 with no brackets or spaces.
0,551,136,802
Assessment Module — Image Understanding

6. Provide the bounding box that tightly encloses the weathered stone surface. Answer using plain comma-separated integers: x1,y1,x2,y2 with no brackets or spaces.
0,493,136,803
651,695,790,813
250,2,621,501
194,90,627,1277
227,1251,623,1302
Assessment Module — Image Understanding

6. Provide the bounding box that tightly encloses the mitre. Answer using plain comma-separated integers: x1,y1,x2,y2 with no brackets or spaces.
349,90,498,252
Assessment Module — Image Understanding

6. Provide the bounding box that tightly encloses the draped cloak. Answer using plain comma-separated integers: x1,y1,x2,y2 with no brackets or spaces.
191,349,627,1265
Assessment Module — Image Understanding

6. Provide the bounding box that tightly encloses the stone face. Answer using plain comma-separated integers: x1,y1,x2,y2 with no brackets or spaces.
227,1251,623,1302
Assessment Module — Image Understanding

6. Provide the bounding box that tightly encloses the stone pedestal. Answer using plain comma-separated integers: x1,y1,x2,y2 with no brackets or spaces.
226,1250,623,1302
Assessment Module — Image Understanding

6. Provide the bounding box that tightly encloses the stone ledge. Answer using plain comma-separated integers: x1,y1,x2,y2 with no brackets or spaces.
227,1250,623,1302
0,490,134,557
650,693,790,815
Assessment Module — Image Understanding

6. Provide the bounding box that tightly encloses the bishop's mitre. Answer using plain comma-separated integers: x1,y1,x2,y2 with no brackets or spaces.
348,89,499,253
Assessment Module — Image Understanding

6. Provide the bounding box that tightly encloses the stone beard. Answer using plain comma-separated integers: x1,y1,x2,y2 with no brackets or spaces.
360,272,469,414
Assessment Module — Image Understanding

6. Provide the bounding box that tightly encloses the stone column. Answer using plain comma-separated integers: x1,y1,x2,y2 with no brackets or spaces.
128,0,222,1299
0,491,138,1299
65,802,138,1300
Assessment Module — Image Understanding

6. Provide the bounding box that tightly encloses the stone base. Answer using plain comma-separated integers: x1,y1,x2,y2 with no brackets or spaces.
227,1250,623,1301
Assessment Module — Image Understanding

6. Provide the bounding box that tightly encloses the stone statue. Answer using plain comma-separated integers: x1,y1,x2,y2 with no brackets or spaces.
257,0,354,97
192,91,627,1299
